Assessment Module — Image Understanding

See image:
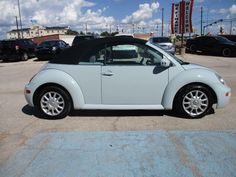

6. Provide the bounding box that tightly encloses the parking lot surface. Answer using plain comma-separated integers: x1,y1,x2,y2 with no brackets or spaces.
0,54,236,177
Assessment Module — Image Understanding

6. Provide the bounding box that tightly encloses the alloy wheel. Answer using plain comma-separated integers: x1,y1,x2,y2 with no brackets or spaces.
40,91,65,116
182,90,209,117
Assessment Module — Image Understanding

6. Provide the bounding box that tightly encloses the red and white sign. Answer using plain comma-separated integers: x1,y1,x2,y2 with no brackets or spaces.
171,0,194,34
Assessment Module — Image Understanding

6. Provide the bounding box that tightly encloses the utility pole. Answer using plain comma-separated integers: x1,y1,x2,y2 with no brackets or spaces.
85,23,87,34
200,6,203,36
15,16,20,39
230,18,232,35
132,23,135,34
116,25,119,33
17,0,23,38
161,7,164,37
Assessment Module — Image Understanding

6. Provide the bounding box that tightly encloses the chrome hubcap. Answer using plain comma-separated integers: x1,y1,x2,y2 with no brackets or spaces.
40,91,65,116
183,90,209,117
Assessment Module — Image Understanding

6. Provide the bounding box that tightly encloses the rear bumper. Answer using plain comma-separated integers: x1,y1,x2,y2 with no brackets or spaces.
24,83,36,107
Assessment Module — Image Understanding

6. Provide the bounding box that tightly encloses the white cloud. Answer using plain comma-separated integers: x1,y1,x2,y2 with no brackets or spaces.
210,8,228,14
78,9,115,31
122,2,160,24
0,0,116,38
229,4,236,14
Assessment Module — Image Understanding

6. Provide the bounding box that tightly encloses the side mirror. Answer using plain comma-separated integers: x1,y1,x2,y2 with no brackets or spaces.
160,57,171,67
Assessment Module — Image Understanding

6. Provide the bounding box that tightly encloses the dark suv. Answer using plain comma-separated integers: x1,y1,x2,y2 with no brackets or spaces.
0,39,36,61
72,35,95,46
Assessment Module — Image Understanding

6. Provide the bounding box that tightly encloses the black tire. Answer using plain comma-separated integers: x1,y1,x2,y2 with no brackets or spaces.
222,48,231,57
174,85,213,118
189,44,197,53
35,86,72,119
21,52,29,61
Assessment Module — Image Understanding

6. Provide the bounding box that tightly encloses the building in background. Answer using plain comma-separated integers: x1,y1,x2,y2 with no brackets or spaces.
7,25,68,39
32,34,75,45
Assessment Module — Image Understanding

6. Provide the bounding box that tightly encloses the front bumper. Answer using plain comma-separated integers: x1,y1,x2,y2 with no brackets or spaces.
214,84,231,108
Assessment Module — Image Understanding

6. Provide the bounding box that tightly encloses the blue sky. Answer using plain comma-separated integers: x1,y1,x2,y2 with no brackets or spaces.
0,0,236,39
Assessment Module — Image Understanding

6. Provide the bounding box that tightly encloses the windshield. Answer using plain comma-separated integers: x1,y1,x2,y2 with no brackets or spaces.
170,53,189,65
40,41,58,47
215,36,232,43
148,42,189,65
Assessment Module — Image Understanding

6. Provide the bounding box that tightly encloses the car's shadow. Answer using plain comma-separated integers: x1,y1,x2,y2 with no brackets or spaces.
22,104,214,120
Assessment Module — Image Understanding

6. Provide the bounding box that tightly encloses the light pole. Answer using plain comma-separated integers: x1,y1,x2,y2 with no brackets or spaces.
161,8,164,37
200,6,203,36
15,16,20,39
17,0,23,38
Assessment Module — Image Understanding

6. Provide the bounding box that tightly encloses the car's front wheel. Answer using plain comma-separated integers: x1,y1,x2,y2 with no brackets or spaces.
222,48,231,57
174,85,213,118
35,86,72,119
189,44,197,53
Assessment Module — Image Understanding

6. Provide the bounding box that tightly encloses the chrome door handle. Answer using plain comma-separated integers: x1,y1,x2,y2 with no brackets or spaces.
102,71,114,76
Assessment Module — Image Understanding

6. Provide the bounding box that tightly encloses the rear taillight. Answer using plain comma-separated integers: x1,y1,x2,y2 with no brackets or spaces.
15,45,20,50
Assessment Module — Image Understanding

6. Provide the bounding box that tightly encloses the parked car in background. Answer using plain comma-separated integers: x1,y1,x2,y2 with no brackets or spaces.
24,37,231,119
149,37,176,55
35,39,69,60
115,33,134,38
72,35,96,46
0,39,36,61
186,36,236,57
219,35,236,43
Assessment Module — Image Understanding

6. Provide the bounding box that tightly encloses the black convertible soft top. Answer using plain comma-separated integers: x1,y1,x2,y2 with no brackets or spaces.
50,37,147,64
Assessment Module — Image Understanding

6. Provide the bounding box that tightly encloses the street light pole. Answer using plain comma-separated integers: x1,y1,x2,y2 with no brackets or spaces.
15,16,20,39
161,8,164,37
17,0,23,38
230,18,232,35
200,6,203,36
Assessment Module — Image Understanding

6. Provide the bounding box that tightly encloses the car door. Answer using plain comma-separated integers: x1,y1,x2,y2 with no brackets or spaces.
200,37,217,53
101,42,169,105
26,40,36,56
62,50,105,105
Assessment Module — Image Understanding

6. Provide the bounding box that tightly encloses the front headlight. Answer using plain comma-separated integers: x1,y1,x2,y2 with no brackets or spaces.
215,73,225,85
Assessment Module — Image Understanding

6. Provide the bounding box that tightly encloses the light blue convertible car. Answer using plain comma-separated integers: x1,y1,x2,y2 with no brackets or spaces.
25,37,231,119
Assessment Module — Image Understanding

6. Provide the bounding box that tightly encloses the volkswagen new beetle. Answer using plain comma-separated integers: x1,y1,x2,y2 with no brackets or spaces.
24,37,231,119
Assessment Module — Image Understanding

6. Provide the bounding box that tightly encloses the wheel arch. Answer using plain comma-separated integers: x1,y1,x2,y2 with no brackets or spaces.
33,83,74,109
30,69,85,109
172,82,217,109
162,69,219,110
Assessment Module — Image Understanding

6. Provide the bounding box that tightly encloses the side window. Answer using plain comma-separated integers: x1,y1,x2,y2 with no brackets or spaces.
105,43,163,66
60,41,67,47
27,40,35,46
79,47,105,65
57,41,61,47
205,38,215,45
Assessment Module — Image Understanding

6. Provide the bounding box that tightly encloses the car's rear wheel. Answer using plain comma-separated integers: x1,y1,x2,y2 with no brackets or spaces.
222,48,231,57
35,86,72,119
21,52,29,61
174,85,213,118
189,44,197,53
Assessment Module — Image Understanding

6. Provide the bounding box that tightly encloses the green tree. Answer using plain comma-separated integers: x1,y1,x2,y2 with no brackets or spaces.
100,31,110,37
66,29,78,35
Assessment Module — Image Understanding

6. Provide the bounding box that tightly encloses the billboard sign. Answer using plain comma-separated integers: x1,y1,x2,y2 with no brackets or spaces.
171,0,194,34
